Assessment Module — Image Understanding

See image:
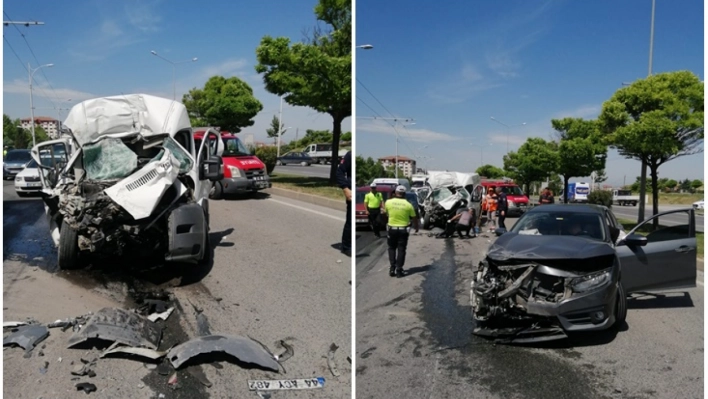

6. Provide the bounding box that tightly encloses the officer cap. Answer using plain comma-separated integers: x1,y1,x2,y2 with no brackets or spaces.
395,185,406,193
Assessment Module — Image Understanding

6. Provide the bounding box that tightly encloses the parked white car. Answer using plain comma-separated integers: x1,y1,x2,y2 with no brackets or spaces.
693,199,704,210
14,159,43,196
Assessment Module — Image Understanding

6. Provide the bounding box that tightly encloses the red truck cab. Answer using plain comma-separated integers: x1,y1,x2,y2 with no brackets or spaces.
480,179,529,216
193,128,271,199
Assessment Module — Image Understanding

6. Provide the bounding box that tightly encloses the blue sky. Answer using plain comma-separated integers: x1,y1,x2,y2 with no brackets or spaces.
355,0,704,188
2,0,350,145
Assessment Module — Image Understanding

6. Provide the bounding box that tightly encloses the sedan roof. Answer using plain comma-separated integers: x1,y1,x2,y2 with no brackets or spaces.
527,203,607,214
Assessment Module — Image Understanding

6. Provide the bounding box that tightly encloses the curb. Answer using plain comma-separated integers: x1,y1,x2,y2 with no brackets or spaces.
698,258,704,272
265,187,346,212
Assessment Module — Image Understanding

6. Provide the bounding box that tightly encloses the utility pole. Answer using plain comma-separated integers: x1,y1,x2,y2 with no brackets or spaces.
637,0,656,224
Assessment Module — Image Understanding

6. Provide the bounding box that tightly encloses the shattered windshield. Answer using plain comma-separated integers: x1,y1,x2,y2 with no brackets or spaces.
432,186,469,202
163,137,193,174
83,138,138,180
511,211,606,241
222,137,250,156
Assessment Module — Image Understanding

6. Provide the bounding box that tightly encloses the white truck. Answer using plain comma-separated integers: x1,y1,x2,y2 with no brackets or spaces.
304,143,348,164
613,189,639,206
32,94,224,270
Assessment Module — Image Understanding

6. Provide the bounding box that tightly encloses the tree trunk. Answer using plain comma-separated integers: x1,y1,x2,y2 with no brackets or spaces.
637,159,647,224
650,163,660,230
563,175,569,204
329,113,345,184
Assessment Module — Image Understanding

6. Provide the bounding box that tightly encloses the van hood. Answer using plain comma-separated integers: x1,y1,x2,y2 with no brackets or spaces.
223,155,265,170
64,94,191,147
507,195,528,202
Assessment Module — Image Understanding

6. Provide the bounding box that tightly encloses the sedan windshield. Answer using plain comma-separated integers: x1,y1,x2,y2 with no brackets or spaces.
5,150,31,163
25,159,38,168
222,137,251,156
511,210,606,241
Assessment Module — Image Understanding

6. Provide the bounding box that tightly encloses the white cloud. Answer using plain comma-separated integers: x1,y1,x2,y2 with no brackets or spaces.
358,120,460,143
551,104,601,119
124,0,163,32
3,79,96,102
198,58,250,80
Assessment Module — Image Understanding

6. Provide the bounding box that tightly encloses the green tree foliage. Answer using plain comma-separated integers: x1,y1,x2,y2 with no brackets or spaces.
593,169,608,184
552,118,607,203
588,190,613,208
355,156,391,186
475,164,505,179
265,115,287,143
255,146,278,175
182,76,263,132
340,131,351,142
2,115,51,149
255,0,351,184
665,179,678,192
598,71,704,226
502,137,558,197
691,179,703,193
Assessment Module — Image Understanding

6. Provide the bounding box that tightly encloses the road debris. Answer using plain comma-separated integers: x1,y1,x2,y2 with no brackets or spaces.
327,343,341,377
39,361,49,374
167,334,280,371
67,308,161,350
75,382,97,394
147,307,174,322
275,340,294,363
100,345,169,360
187,366,213,387
3,321,28,328
196,313,212,337
248,377,326,391
3,324,50,353
168,372,178,386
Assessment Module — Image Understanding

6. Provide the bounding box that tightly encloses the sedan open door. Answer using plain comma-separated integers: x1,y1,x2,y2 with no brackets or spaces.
616,208,697,293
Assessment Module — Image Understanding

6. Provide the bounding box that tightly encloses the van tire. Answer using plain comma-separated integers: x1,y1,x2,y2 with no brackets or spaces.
58,224,81,270
210,182,223,200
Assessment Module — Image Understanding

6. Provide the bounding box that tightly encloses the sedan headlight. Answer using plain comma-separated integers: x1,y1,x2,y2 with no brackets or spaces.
227,165,244,178
570,269,612,293
15,176,23,182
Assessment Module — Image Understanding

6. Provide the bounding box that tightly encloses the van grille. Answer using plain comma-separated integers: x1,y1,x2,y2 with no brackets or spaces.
126,169,158,191
246,168,265,180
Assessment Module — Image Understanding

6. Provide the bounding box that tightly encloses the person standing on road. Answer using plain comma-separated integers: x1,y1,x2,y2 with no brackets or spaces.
384,185,419,278
496,186,509,230
485,187,498,233
365,183,385,238
539,187,555,205
336,151,352,257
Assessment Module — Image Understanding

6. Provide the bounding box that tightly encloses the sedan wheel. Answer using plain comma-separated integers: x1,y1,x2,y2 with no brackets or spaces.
613,283,627,329
300,161,309,166
276,160,283,166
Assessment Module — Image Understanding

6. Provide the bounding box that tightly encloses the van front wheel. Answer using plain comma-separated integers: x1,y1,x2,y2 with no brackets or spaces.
58,224,81,270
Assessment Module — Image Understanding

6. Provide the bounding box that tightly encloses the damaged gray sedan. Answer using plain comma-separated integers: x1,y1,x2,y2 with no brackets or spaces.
471,204,697,343
31,94,224,270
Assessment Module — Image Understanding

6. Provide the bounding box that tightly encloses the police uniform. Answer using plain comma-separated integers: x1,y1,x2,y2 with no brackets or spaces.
364,185,384,237
336,151,352,255
384,186,417,277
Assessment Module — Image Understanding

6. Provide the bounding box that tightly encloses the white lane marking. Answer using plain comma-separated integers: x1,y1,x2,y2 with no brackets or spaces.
268,198,345,222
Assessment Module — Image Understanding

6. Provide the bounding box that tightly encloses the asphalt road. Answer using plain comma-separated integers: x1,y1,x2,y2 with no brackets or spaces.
611,204,704,233
3,180,351,398
274,164,332,178
355,220,703,399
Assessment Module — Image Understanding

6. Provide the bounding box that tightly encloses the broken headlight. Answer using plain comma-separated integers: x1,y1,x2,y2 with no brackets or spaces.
570,269,611,293
227,165,244,178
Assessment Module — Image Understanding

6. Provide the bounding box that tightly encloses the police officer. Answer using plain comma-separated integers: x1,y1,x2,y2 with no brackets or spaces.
495,186,509,230
384,185,419,278
336,151,352,256
365,183,385,238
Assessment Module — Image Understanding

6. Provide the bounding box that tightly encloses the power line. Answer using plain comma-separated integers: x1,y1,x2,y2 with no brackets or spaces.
356,78,416,143
3,35,28,73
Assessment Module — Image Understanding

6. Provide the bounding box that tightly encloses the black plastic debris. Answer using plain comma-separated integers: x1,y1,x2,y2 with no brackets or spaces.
167,335,280,371
275,340,294,363
67,308,161,350
327,343,340,377
3,325,49,352
75,382,97,394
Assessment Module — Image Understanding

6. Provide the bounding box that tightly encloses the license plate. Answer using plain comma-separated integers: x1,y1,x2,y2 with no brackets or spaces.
28,182,42,187
357,218,368,223
256,181,268,188
248,378,325,391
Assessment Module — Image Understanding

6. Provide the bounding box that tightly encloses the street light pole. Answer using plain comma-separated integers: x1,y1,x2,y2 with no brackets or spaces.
356,44,374,49
637,0,656,224
490,117,526,153
150,51,198,100
29,62,54,148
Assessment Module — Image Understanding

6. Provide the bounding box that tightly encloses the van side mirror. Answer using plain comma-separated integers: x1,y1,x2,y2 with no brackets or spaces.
200,155,224,181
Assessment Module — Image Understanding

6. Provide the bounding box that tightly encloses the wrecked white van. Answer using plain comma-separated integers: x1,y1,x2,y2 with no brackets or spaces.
31,94,224,270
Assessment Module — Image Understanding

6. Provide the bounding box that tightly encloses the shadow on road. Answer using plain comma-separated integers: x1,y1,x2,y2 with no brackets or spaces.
406,265,432,276
217,192,271,201
627,291,694,309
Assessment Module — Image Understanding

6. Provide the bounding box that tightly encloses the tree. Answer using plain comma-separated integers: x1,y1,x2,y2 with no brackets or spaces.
255,0,351,184
182,76,263,132
265,115,288,144
3,114,22,148
680,178,692,192
593,169,608,184
552,118,607,203
665,179,678,192
341,131,352,142
598,70,704,226
355,156,386,186
475,164,505,179
502,137,559,197
691,179,703,193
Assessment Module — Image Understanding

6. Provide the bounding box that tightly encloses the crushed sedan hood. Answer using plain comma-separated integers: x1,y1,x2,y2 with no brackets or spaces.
488,233,615,262
63,94,191,147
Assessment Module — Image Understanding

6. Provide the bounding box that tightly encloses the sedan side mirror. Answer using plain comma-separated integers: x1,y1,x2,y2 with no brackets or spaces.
494,227,507,237
624,233,648,247
200,155,224,182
